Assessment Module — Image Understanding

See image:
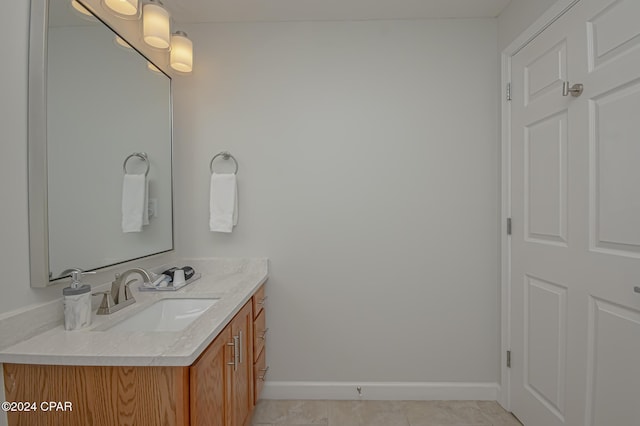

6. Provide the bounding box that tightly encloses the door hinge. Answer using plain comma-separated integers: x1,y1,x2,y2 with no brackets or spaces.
507,350,511,368
506,82,512,101
507,218,512,235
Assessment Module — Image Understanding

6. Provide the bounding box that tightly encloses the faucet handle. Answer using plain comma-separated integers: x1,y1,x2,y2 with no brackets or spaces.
92,291,115,315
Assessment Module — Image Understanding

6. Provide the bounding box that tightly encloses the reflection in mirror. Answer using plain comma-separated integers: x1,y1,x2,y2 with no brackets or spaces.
29,0,173,286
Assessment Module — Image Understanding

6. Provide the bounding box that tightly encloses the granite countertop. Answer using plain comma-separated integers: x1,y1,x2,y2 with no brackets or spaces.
0,258,268,367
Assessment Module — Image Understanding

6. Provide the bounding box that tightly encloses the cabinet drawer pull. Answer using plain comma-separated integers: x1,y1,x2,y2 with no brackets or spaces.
258,296,268,305
227,339,238,370
238,330,243,364
259,366,269,381
258,328,269,340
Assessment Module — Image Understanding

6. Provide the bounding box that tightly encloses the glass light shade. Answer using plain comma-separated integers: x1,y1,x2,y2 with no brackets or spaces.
170,32,193,73
115,36,133,49
143,1,171,49
103,0,139,17
71,0,92,16
147,62,162,73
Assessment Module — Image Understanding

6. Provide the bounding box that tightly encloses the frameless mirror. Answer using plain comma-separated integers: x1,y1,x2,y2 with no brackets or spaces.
28,0,173,287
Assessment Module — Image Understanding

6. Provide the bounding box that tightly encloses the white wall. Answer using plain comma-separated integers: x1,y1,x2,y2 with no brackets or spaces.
497,0,559,50
0,4,44,421
174,19,499,386
0,0,64,315
0,1,175,317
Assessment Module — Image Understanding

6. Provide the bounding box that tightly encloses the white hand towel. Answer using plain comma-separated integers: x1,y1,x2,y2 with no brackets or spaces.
209,173,238,232
142,177,150,226
122,173,146,233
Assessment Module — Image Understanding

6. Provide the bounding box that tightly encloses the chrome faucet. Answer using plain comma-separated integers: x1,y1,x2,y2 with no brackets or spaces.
93,268,153,315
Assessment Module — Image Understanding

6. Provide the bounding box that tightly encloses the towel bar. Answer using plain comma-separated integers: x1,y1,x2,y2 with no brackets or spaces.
210,151,238,175
123,152,150,176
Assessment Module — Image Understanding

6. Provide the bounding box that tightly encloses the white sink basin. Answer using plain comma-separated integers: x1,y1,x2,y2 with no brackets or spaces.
109,298,219,332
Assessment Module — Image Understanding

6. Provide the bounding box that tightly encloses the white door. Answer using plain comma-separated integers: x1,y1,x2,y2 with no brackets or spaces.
509,0,640,425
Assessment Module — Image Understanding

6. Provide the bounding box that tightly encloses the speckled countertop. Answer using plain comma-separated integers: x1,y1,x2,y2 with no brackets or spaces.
0,258,268,367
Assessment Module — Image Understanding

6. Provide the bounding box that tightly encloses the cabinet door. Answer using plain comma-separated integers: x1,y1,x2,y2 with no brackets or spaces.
229,301,254,426
3,364,189,426
190,327,232,426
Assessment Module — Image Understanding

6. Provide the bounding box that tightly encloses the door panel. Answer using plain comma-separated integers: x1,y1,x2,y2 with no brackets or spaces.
590,81,640,255
525,111,568,246
510,0,640,425
524,276,568,421
585,298,640,426
587,0,640,70
190,328,231,426
525,40,568,106
581,0,640,424
510,9,578,424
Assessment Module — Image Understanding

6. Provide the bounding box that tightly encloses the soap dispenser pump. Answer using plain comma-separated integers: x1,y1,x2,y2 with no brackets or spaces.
62,270,95,331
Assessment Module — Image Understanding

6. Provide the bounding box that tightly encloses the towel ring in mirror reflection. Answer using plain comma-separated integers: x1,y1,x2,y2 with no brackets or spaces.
210,151,238,175
123,152,150,176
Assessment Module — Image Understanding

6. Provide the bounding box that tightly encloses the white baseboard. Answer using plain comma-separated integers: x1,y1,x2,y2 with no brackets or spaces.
262,381,500,401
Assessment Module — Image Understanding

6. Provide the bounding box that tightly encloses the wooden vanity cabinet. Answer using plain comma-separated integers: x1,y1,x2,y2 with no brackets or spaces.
3,287,265,426
190,326,231,426
252,284,268,403
189,299,254,426
230,300,254,426
3,363,190,426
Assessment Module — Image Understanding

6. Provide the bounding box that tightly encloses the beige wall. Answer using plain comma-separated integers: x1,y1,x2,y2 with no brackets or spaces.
0,0,65,315
173,18,500,388
2,0,507,398
498,0,559,50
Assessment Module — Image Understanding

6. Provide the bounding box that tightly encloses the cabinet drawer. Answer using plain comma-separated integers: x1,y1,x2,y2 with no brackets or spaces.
253,309,266,362
254,348,267,403
252,285,266,319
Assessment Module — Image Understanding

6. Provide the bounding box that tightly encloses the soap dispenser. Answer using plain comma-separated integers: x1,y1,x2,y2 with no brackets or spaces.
63,270,94,331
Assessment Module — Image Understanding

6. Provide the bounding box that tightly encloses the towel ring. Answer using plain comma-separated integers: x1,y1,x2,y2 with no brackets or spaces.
210,151,238,175
123,152,150,176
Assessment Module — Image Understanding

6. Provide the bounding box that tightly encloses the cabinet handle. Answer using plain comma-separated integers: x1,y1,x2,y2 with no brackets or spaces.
227,341,237,369
238,330,243,364
259,366,269,381
233,335,240,368
258,328,269,340
258,296,268,305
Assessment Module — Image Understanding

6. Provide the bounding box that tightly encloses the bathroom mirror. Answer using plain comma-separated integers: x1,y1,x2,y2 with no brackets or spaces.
28,0,173,287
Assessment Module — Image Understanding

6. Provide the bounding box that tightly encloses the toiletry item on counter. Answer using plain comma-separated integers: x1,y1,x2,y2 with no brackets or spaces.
63,270,94,331
182,266,195,281
139,266,200,292
161,266,196,284
161,267,178,282
145,274,171,288
173,269,186,286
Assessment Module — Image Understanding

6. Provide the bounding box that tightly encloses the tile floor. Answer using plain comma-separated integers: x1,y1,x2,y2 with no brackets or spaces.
250,400,523,426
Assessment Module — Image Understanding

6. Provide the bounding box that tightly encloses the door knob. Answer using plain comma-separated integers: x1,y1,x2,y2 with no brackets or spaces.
634,286,640,294
562,81,583,97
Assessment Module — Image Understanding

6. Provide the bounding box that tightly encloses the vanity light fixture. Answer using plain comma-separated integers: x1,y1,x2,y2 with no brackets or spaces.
103,0,139,18
147,61,162,73
170,31,193,73
143,0,171,49
115,35,133,49
71,0,93,17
